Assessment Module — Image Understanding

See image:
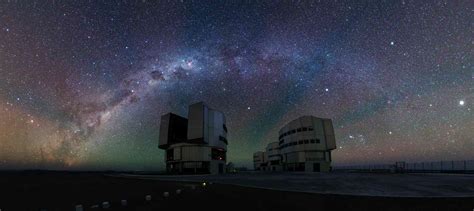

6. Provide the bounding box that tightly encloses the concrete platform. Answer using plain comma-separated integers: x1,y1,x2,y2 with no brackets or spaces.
120,172,474,197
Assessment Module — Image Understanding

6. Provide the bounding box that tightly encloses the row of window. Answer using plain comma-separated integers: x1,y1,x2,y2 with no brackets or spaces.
279,139,320,149
279,127,314,139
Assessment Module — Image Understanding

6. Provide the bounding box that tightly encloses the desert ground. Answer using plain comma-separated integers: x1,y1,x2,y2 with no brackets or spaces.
0,171,472,211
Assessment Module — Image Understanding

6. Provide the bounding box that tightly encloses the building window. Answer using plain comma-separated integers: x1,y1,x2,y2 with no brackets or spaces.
304,140,309,144
316,139,320,143
297,128,302,132
308,127,314,131
211,148,226,161
298,140,303,144
310,139,316,144
302,127,308,131
290,129,296,134
279,140,284,145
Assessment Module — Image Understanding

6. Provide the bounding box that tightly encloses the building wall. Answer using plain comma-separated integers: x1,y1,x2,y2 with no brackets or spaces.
207,109,227,150
158,113,188,149
187,102,207,143
165,143,226,174
253,116,336,173
210,160,226,174
187,102,227,150
159,102,228,174
253,151,266,171
265,142,282,171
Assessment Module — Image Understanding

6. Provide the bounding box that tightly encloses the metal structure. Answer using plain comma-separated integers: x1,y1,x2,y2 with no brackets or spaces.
333,160,474,174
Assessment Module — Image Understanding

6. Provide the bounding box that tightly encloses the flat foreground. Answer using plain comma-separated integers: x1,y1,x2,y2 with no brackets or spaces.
0,171,472,211
123,171,474,197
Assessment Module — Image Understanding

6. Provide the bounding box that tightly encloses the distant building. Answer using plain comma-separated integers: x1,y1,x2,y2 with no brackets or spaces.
253,116,336,172
253,151,266,171
265,142,283,171
159,102,228,174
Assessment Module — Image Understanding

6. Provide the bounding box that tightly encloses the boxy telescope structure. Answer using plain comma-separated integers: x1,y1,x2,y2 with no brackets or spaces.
159,102,228,174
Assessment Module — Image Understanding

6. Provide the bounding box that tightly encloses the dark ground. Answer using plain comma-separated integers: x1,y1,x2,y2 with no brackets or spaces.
0,171,472,211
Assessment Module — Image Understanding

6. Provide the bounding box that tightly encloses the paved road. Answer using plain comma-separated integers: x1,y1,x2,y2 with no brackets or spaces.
119,172,474,197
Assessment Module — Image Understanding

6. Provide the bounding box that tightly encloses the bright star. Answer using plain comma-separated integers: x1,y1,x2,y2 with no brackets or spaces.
459,100,465,106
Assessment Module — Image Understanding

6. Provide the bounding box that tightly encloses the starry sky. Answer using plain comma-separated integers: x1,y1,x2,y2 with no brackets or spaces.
0,1,472,170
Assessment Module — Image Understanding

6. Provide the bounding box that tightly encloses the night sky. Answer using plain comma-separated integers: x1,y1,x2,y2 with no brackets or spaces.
0,1,472,170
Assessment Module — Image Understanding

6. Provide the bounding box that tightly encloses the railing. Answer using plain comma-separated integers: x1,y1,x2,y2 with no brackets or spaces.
333,160,474,174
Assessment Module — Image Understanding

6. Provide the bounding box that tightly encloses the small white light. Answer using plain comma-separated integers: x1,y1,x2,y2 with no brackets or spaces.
176,189,182,194
121,200,127,206
145,195,152,201
163,192,169,197
101,202,110,209
75,205,83,211
459,100,465,106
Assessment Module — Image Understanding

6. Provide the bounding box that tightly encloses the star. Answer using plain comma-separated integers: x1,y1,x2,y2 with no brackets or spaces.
0,0,470,171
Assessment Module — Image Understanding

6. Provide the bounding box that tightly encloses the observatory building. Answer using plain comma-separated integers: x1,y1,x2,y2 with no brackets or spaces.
253,151,266,171
159,102,228,174
253,116,336,172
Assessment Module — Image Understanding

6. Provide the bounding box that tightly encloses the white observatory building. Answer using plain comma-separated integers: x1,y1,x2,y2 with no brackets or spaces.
159,102,228,174
254,116,336,172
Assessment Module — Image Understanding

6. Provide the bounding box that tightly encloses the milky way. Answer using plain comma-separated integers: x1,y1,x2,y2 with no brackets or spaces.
0,1,472,170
